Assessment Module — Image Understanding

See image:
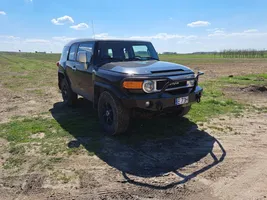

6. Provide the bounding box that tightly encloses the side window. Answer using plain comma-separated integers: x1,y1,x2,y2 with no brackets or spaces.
123,48,129,59
108,49,113,58
133,45,150,57
60,46,69,61
78,42,94,62
68,44,78,61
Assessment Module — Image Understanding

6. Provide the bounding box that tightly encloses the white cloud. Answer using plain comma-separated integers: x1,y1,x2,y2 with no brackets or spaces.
207,28,224,32
208,30,267,38
2,29,267,53
95,33,113,39
52,36,76,42
24,39,50,44
93,32,199,43
0,35,20,40
187,21,211,27
70,23,89,30
244,29,258,33
51,15,74,25
129,33,198,40
0,11,6,15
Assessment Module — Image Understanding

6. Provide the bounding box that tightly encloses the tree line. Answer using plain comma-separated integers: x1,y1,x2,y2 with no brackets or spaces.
214,49,266,58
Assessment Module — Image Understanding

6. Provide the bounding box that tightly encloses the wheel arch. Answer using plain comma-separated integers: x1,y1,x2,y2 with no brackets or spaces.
93,81,126,109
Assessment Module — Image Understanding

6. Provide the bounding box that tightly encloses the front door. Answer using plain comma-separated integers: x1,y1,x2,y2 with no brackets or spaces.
65,43,81,94
75,42,95,101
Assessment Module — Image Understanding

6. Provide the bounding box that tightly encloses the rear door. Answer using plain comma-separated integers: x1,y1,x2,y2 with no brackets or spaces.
65,43,81,94
75,42,95,101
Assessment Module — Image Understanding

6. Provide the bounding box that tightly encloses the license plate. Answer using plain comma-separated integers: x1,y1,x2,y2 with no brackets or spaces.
175,96,189,105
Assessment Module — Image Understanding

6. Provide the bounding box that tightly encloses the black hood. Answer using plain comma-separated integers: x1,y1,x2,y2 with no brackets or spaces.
100,60,193,75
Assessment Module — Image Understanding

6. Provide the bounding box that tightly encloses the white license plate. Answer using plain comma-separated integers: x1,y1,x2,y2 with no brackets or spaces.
175,96,189,105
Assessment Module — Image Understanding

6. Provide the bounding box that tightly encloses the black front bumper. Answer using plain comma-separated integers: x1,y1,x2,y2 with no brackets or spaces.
121,86,203,111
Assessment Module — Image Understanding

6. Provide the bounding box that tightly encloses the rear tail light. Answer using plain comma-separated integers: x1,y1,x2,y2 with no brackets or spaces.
56,61,59,67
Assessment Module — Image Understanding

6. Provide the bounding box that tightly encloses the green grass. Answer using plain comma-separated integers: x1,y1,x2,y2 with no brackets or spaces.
1,52,267,171
159,54,267,65
0,52,60,96
220,73,267,85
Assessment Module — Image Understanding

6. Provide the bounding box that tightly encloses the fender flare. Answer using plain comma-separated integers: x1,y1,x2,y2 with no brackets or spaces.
93,81,127,108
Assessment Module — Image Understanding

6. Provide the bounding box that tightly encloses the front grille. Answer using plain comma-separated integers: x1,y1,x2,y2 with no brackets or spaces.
167,88,190,95
156,80,187,90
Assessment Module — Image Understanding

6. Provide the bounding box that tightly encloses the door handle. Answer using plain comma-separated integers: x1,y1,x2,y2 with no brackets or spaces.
72,66,77,71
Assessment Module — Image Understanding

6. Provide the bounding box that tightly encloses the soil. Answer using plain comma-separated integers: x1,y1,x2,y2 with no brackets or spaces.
224,85,267,107
1,112,267,200
240,85,267,93
1,61,267,199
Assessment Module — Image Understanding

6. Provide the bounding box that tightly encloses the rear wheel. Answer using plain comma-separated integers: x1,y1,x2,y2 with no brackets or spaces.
60,78,77,106
98,91,129,135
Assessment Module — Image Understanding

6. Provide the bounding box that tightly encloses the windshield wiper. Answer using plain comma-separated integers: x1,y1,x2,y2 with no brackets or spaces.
97,57,124,66
144,57,159,61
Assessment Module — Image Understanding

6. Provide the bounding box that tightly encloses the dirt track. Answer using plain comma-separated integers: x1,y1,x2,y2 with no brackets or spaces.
1,60,267,200
1,111,267,200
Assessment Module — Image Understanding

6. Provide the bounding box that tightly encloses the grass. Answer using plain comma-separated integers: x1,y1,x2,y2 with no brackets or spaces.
1,73,263,156
159,54,267,65
1,52,267,171
0,52,60,97
220,73,267,86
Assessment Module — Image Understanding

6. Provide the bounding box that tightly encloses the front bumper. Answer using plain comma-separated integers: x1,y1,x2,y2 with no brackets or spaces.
121,86,203,111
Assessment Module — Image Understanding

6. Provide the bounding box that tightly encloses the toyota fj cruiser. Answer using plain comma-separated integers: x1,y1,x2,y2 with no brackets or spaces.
57,39,203,135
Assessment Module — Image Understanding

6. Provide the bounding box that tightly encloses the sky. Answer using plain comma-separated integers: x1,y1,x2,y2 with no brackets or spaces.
1,0,267,53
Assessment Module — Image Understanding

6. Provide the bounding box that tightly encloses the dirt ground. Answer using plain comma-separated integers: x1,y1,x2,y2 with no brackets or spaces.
1,60,267,200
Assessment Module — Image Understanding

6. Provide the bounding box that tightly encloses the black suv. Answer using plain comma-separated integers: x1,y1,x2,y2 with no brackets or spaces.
57,39,203,135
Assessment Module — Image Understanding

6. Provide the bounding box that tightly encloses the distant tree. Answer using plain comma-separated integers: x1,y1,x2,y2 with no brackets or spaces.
35,51,38,53
19,50,21,52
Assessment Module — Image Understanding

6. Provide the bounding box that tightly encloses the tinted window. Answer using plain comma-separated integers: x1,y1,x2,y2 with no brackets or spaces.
133,45,150,57
77,42,94,62
96,41,158,64
68,44,78,61
60,46,69,61
108,49,113,58
78,42,94,54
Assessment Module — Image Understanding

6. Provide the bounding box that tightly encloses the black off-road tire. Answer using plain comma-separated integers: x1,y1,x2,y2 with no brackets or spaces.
60,78,77,106
98,91,130,135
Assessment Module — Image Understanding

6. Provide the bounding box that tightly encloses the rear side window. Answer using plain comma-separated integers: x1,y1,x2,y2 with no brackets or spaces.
108,49,113,58
68,44,78,61
60,46,69,61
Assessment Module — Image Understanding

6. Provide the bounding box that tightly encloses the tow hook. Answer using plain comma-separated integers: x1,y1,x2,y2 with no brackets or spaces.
196,93,202,103
156,101,163,111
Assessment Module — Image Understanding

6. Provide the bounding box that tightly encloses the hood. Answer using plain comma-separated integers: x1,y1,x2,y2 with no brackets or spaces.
100,60,193,75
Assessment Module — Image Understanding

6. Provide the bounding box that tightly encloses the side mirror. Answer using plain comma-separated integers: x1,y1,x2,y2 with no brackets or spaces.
77,51,93,70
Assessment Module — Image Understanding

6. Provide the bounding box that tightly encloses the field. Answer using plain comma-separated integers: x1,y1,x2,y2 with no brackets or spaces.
0,52,267,200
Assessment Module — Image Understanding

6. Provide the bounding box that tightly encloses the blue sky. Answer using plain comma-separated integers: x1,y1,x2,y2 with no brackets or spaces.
1,0,267,53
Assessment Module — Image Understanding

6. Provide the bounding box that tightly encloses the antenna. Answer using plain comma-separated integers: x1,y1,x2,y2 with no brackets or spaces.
91,20,95,39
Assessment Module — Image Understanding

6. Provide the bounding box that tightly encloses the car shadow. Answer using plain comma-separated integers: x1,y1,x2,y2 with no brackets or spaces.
50,98,226,190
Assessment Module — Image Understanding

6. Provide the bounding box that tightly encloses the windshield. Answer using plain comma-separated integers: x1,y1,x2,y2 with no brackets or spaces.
95,41,159,64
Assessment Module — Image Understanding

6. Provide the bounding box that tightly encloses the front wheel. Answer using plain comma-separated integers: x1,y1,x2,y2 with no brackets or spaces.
98,91,130,135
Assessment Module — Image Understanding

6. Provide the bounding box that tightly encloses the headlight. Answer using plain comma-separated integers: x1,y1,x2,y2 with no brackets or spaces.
188,80,195,87
143,80,155,93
